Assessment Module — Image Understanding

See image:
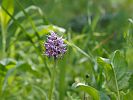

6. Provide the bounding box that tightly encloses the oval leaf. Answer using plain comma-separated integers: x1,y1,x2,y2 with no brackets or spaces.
73,83,100,100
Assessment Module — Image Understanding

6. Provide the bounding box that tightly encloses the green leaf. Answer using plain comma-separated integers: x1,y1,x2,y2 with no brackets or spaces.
0,58,16,66
32,85,48,100
111,50,131,90
128,74,133,89
0,65,7,76
2,67,15,92
0,58,16,84
98,50,131,91
123,90,133,100
97,57,112,81
128,18,133,24
37,25,66,35
97,50,132,100
111,50,127,80
72,83,100,100
0,0,14,28
0,58,16,75
99,91,110,100
65,40,93,61
2,60,33,92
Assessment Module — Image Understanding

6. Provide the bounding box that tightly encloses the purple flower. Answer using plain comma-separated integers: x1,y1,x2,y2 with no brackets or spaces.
44,31,67,58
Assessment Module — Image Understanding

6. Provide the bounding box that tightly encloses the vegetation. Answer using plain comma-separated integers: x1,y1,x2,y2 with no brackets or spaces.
0,0,133,100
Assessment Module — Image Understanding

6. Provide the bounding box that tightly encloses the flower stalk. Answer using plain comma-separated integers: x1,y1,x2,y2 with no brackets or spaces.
49,58,57,100
45,31,67,100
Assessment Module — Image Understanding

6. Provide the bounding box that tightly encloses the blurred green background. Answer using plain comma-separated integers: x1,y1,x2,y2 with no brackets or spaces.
0,0,133,100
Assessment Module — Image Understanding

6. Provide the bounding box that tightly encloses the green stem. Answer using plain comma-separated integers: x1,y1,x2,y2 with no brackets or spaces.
1,25,7,58
49,59,57,100
112,68,120,100
0,77,2,96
